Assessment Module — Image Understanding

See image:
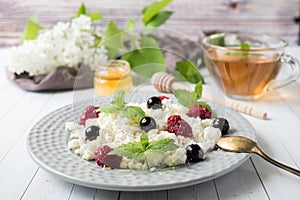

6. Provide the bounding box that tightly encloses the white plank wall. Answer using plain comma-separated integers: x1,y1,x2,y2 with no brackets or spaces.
0,0,299,46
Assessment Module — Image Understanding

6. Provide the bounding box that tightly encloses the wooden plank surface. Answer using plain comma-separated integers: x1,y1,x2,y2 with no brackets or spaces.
0,0,299,47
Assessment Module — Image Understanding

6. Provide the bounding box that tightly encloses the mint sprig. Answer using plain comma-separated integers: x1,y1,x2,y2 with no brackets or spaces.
173,60,205,84
96,91,145,123
173,82,212,111
108,132,178,162
120,106,145,124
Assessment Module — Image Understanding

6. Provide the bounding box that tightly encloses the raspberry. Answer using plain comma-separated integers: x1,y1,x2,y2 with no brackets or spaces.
94,145,122,169
167,115,193,138
80,106,99,125
186,104,212,119
158,95,169,100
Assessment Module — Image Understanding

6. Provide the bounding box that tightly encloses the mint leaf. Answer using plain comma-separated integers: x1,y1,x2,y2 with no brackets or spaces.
108,141,147,161
111,90,125,108
120,106,145,123
121,37,165,78
240,42,250,50
210,36,225,46
146,138,177,155
143,11,173,35
142,0,173,25
97,90,125,113
194,81,203,99
20,14,42,43
173,89,198,108
101,20,124,58
140,131,149,147
88,12,103,21
125,18,135,32
77,3,87,16
197,101,212,111
98,104,123,113
173,60,205,84
109,133,178,162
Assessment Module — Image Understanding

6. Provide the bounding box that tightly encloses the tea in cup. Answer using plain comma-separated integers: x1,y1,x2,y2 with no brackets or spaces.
203,33,300,100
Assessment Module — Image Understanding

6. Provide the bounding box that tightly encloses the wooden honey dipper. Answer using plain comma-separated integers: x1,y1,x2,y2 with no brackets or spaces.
151,72,267,120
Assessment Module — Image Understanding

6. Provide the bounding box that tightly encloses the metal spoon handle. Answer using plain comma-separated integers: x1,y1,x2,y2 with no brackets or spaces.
252,146,300,177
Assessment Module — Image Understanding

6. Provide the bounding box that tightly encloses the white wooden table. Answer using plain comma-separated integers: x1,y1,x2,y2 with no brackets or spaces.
0,46,300,200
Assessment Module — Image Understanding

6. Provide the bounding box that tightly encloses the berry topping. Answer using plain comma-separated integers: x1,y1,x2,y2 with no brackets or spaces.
186,144,204,163
212,118,230,136
80,106,99,125
158,95,169,100
85,125,100,141
147,96,162,109
94,145,122,168
140,117,157,133
186,104,212,119
167,115,193,138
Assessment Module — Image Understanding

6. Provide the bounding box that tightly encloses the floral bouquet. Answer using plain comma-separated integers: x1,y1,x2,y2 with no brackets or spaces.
6,1,204,91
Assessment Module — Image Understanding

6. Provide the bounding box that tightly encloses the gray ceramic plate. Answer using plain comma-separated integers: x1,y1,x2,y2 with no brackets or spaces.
27,93,256,191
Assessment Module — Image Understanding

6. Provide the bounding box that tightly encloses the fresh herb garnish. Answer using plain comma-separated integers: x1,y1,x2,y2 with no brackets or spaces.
210,35,225,46
240,42,251,50
173,82,212,112
120,106,145,124
96,91,145,123
108,132,178,162
173,60,205,84
226,42,262,57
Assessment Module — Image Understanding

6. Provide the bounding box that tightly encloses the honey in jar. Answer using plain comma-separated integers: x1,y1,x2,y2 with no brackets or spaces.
94,60,132,96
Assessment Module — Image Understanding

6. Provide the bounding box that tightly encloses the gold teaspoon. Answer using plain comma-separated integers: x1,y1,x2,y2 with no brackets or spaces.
216,136,300,177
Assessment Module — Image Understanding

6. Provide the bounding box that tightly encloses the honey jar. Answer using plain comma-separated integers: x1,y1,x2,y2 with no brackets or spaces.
94,60,132,96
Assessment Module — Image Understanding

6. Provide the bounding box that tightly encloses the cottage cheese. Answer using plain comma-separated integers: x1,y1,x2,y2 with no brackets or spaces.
66,98,221,170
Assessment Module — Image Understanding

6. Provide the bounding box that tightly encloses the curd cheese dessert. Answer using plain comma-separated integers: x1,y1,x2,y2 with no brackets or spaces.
66,91,230,171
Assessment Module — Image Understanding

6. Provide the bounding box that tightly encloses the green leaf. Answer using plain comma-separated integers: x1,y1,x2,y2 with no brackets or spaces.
121,37,165,78
173,89,198,108
240,42,250,50
210,36,225,46
108,141,147,161
109,135,178,162
143,11,173,35
97,104,123,113
146,138,178,155
20,14,43,43
101,20,124,58
120,106,145,123
173,60,205,84
142,0,173,25
140,131,149,147
88,12,103,21
194,81,203,99
125,18,135,32
77,3,87,16
111,90,125,108
197,101,212,111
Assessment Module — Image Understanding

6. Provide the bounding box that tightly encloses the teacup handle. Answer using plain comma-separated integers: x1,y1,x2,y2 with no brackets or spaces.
268,54,300,90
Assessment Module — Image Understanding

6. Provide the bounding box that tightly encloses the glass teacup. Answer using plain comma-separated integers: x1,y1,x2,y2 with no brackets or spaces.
203,33,300,100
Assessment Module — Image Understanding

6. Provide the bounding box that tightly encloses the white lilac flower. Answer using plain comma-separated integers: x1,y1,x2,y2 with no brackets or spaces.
9,15,108,76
